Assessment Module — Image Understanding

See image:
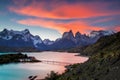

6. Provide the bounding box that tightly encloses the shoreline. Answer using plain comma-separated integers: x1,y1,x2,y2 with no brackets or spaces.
0,51,89,80
0,52,41,65
28,75,45,80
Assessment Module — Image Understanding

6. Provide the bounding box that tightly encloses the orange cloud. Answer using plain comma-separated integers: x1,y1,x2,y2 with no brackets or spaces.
9,1,119,34
17,18,105,34
9,1,120,19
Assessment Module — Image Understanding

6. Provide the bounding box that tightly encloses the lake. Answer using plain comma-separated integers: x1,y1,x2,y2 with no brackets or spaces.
0,51,88,80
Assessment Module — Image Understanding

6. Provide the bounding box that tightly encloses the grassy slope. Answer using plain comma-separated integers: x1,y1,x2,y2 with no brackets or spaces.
45,32,120,80
80,32,120,56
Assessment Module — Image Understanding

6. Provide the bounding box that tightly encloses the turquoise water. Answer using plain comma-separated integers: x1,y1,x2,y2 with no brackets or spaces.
0,52,88,80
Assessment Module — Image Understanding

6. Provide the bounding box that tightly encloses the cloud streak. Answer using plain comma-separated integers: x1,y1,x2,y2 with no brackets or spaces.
9,1,120,19
9,0,120,34
17,18,105,34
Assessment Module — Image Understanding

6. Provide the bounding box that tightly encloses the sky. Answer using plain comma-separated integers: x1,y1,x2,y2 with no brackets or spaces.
0,0,120,40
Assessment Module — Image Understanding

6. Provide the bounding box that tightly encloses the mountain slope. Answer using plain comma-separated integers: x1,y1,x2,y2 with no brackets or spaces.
0,29,46,52
80,32,120,56
47,30,76,50
48,30,113,50
45,32,120,80
0,29,114,51
43,39,54,45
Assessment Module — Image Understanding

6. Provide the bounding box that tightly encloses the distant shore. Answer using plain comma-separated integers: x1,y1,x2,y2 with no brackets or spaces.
0,52,41,65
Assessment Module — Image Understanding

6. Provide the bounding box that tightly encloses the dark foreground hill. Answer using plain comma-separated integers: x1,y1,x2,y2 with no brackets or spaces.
44,32,120,80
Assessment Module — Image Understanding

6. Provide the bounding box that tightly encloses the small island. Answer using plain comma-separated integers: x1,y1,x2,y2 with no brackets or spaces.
0,52,40,64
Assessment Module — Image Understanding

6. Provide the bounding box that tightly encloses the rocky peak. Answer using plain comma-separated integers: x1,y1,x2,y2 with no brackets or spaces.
1,28,9,34
75,32,81,38
0,29,11,38
43,39,54,45
90,30,114,37
34,35,40,39
23,29,30,34
3,28,8,32
62,30,74,40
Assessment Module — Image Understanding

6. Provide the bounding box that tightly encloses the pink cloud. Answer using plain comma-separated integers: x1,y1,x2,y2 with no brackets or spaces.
115,26,120,32
9,0,119,34
92,17,115,24
9,1,120,19
17,18,105,34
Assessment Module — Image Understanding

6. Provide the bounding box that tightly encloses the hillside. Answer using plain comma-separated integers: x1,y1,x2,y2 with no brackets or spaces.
0,29,45,52
80,32,120,56
44,32,120,80
68,32,120,56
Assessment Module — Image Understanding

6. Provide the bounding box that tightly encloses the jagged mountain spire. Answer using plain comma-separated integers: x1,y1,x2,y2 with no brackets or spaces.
62,30,74,41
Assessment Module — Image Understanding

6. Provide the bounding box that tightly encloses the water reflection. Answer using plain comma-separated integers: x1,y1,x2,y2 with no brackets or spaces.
0,51,88,80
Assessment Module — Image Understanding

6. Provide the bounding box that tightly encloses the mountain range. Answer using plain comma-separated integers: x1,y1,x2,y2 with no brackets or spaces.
0,28,114,52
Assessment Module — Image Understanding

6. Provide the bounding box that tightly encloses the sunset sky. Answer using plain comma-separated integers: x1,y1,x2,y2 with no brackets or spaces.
0,0,120,40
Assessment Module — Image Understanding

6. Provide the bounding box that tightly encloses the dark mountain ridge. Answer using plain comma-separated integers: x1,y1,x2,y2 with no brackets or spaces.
47,30,114,50
0,29,46,52
0,28,114,52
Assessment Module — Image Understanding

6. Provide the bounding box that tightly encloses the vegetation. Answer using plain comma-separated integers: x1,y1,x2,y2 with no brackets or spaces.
44,32,120,80
80,32,120,56
44,71,60,80
0,52,40,64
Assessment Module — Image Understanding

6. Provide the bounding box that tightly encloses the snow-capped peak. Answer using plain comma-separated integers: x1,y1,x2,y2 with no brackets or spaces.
0,29,43,48
90,30,114,37
22,29,30,34
43,39,54,45
31,35,42,47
